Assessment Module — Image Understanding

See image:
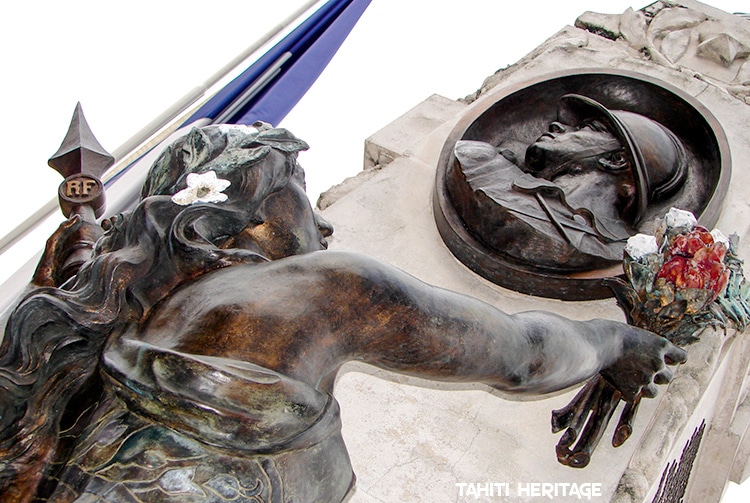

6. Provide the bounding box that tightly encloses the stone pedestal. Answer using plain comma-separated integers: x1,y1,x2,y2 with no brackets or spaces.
321,1,750,501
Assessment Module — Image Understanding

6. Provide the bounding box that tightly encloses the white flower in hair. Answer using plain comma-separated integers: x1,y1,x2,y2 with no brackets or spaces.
171,171,231,206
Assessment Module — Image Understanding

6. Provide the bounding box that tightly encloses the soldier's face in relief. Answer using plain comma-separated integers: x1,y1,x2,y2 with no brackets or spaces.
525,119,638,220
525,119,626,180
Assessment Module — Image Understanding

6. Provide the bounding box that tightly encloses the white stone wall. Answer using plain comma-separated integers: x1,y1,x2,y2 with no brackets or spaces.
321,2,750,502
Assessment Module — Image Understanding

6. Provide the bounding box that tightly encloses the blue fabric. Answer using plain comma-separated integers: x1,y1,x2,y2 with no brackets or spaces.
186,0,371,126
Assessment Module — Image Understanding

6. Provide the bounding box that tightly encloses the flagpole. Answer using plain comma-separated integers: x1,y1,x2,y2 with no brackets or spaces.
107,0,324,177
0,0,371,316
0,1,327,315
0,0,323,259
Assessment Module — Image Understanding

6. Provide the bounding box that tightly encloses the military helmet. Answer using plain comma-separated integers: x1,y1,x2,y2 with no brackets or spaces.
558,94,687,223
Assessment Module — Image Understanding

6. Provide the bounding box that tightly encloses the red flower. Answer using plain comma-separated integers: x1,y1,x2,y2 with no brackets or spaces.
670,227,713,257
656,228,729,301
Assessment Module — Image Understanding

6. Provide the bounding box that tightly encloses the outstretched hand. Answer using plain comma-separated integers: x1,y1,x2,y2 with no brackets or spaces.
552,329,686,468
601,327,687,401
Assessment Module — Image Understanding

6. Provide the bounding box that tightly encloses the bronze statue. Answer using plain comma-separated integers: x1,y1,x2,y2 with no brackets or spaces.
0,123,685,502
449,94,688,272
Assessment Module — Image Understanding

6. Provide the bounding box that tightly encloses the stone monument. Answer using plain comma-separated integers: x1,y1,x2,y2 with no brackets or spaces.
0,1,749,503
436,71,729,300
0,120,681,503
320,1,750,501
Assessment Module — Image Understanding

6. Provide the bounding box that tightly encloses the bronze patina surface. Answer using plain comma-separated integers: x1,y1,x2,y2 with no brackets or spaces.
0,122,685,502
434,69,730,300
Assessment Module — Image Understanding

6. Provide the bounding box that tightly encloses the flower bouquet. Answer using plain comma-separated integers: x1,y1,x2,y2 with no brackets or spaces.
552,208,749,468
611,207,749,345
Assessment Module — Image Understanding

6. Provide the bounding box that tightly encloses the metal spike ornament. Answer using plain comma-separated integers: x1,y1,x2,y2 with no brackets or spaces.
41,103,113,285
48,103,113,220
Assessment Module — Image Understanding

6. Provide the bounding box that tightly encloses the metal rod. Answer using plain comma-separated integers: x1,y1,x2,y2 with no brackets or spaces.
213,52,293,124
108,0,323,166
0,0,323,258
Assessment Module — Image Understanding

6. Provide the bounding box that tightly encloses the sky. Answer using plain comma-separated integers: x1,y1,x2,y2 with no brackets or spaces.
1,1,750,500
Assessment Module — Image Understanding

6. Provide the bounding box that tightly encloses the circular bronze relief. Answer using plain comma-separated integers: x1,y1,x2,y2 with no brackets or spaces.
434,70,730,300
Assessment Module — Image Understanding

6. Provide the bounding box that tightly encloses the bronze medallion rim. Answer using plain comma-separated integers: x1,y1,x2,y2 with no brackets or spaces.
433,69,731,300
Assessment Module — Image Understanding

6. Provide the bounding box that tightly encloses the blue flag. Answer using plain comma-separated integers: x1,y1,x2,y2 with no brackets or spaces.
186,0,371,127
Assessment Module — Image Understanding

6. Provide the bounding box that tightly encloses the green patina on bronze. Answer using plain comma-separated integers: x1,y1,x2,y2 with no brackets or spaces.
0,122,686,502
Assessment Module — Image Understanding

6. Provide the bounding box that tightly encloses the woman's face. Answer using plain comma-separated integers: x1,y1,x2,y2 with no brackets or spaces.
223,177,330,260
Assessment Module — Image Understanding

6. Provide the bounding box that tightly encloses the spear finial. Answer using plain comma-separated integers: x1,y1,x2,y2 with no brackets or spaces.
48,103,112,218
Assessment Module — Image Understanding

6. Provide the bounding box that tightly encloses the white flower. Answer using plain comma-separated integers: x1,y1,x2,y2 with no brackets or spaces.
625,233,659,259
171,171,231,206
711,229,730,246
664,207,697,230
